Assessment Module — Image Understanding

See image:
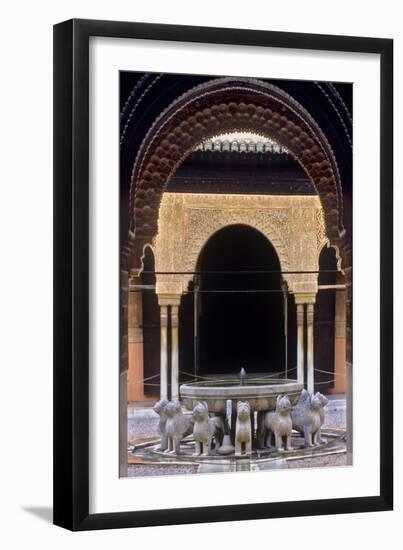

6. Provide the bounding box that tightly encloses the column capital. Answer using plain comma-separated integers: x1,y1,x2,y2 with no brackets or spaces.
294,292,316,305
157,293,182,307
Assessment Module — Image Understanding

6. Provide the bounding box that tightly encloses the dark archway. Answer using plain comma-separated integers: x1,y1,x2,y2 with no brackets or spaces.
194,224,284,375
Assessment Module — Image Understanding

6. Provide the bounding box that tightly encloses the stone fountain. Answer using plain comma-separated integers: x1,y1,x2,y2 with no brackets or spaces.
179,369,303,455
130,372,346,474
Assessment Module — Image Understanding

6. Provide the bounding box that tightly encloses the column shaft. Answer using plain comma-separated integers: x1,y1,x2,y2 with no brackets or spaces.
128,280,145,401
171,305,179,401
160,305,168,400
282,285,288,376
307,303,315,394
330,283,346,393
297,304,304,384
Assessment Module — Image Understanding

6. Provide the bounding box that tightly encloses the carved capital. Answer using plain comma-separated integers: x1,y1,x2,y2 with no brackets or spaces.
158,293,182,307
294,292,316,305
156,281,184,299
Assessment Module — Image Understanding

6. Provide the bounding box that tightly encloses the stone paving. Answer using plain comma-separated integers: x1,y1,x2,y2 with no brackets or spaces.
128,464,199,477
287,452,347,469
128,409,159,445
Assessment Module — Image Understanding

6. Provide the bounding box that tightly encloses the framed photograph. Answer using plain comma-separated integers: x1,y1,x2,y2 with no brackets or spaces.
53,19,393,530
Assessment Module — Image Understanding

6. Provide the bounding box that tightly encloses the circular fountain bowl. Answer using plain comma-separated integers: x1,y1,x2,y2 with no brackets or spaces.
180,378,304,414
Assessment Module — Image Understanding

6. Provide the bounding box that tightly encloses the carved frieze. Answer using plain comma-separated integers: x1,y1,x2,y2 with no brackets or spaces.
154,192,328,297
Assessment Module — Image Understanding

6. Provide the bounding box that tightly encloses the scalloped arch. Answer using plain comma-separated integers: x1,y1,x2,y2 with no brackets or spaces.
129,77,345,268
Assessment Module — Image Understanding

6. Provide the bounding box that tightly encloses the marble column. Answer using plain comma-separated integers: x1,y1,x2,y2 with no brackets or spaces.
193,283,200,378
330,279,347,394
282,283,288,376
160,305,168,400
297,304,305,384
307,303,315,394
127,278,145,401
171,305,179,401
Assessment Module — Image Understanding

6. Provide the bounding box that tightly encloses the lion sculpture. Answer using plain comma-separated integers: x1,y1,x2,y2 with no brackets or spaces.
261,394,293,451
235,400,252,456
191,401,225,456
291,389,322,447
164,400,193,455
153,398,169,451
314,391,329,444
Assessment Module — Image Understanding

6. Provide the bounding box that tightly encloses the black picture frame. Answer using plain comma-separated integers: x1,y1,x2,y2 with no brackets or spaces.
53,18,393,531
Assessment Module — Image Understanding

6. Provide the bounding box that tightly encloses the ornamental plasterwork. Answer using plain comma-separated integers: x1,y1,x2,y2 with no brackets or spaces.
154,192,328,297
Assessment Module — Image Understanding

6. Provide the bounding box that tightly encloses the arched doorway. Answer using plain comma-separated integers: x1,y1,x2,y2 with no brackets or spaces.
193,224,284,376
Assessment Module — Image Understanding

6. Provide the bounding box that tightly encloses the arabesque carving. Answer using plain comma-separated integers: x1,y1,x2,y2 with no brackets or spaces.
154,192,327,298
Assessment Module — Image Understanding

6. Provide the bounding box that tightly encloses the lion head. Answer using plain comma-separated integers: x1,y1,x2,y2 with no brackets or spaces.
192,401,209,422
310,393,322,411
237,400,250,421
276,394,292,413
164,400,182,418
314,392,329,408
153,399,169,416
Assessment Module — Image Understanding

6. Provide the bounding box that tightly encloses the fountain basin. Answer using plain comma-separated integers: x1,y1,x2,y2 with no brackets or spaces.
180,378,303,414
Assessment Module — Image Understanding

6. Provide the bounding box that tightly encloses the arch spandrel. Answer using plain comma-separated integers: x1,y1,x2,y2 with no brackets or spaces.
154,193,326,297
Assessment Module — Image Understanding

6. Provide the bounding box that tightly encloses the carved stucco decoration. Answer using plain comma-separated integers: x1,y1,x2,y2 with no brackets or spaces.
154,193,328,299
129,78,345,273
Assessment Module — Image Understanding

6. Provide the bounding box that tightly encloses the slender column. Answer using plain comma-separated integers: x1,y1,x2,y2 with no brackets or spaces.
127,278,145,401
330,282,346,394
193,283,199,379
282,283,288,376
307,303,315,394
171,305,179,401
297,304,305,384
160,305,168,400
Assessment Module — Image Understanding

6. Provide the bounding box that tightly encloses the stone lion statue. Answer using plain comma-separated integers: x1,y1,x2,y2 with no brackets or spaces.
261,394,293,451
291,389,322,447
152,398,169,451
235,400,252,456
164,400,193,455
314,391,329,444
191,401,225,456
